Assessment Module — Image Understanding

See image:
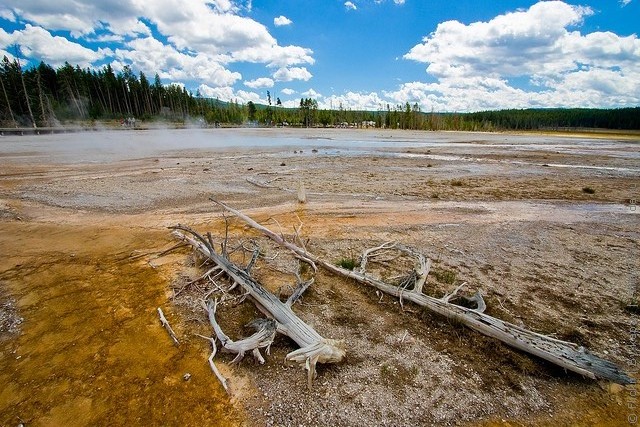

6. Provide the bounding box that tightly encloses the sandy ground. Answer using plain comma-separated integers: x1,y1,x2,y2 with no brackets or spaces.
0,128,638,426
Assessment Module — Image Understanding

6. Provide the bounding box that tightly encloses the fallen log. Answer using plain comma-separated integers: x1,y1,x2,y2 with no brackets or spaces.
171,225,345,388
212,200,634,385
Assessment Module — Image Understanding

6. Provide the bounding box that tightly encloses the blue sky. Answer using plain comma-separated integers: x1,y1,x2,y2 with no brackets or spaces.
0,0,638,111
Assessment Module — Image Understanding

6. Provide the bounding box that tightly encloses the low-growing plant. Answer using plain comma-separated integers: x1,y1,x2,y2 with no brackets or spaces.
582,186,596,194
451,179,464,187
336,257,357,270
433,268,457,285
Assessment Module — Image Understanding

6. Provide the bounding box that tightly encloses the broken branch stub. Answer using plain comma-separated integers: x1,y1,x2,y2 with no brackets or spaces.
171,224,345,388
212,200,634,385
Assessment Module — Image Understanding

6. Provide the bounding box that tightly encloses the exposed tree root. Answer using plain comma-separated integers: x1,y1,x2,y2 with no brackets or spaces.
171,224,345,389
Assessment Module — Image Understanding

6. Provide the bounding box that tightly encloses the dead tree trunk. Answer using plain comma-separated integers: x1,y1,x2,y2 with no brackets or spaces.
171,225,345,388
212,200,634,385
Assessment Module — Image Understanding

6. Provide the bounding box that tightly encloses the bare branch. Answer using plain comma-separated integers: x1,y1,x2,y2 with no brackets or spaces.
195,334,229,393
157,307,179,346
286,278,315,307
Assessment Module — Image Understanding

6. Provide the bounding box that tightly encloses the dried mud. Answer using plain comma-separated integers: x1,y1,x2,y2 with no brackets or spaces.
0,128,638,426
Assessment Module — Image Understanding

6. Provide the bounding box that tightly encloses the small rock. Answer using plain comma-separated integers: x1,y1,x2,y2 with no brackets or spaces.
183,373,191,381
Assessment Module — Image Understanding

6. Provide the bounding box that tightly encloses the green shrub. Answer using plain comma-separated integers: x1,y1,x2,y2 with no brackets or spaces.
336,258,357,270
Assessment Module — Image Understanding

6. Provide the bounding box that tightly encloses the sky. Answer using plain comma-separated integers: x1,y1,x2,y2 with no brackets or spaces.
0,0,638,112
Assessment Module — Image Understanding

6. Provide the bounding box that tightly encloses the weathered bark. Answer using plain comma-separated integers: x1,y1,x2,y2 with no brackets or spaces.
213,200,634,385
171,225,345,388
203,298,276,365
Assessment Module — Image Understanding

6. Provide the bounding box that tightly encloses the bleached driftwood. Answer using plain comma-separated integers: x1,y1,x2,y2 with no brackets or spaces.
203,298,276,365
213,200,634,385
196,334,230,393
157,307,179,346
171,224,345,389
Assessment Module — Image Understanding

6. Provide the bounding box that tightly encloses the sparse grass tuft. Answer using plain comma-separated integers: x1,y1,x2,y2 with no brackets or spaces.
582,186,596,194
336,258,357,270
451,179,464,187
432,268,457,285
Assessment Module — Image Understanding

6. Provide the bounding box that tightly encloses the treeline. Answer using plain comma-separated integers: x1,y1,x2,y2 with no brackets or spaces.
464,108,640,131
0,56,244,127
0,56,638,130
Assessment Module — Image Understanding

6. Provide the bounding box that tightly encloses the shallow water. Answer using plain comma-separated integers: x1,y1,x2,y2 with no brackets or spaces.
1,128,638,165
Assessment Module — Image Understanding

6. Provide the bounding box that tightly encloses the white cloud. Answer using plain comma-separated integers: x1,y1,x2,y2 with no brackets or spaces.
274,15,292,26
115,36,241,86
231,44,314,68
321,91,386,111
1,0,315,85
302,88,322,98
245,77,274,88
345,2,357,11
273,66,313,82
209,0,235,13
405,1,595,79
402,0,640,110
0,24,106,67
198,84,264,104
620,0,632,6
0,0,142,37
280,88,296,95
198,84,235,100
0,8,15,21
107,19,152,37
384,79,539,112
374,0,405,5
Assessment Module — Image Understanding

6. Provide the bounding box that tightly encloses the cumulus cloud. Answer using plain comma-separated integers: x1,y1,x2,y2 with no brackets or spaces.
1,0,315,90
321,91,386,111
345,2,357,11
198,84,264,104
274,16,292,26
273,66,313,82
198,84,235,100
231,44,314,68
302,88,322,98
114,36,241,87
0,24,106,67
245,77,274,88
0,0,143,37
280,88,296,95
401,0,640,110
